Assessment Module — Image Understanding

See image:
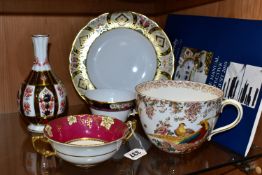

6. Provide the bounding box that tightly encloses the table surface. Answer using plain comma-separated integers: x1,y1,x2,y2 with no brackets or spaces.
1,105,261,175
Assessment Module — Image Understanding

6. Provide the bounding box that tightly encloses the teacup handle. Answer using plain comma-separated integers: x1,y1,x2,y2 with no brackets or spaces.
124,120,137,141
32,135,56,157
207,99,243,141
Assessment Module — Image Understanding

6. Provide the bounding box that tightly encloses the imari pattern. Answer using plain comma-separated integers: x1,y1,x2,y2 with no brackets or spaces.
69,11,175,101
55,84,67,114
22,85,36,116
18,35,68,134
38,87,55,117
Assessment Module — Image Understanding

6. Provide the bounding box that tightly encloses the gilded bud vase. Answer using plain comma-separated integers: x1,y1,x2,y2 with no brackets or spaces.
17,35,68,133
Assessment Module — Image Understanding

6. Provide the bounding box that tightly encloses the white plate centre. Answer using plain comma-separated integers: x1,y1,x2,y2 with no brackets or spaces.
87,28,157,91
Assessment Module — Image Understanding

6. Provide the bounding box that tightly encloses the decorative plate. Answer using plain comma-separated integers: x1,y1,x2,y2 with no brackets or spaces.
69,11,175,100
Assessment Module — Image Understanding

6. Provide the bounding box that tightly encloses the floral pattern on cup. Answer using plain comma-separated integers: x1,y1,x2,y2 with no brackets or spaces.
138,94,221,124
88,99,135,112
109,101,134,111
137,87,221,153
136,80,243,154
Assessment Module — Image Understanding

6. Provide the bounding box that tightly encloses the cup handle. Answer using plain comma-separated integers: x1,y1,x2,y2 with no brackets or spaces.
32,135,56,157
124,120,137,141
207,99,243,141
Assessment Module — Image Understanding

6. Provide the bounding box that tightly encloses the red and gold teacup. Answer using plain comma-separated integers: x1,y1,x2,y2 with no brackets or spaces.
85,89,135,122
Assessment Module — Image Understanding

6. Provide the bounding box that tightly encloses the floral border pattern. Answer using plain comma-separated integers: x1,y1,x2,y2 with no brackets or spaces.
44,115,117,140
136,80,223,153
69,11,175,100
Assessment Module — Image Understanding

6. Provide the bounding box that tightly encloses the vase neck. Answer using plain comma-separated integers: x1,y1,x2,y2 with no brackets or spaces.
32,35,51,71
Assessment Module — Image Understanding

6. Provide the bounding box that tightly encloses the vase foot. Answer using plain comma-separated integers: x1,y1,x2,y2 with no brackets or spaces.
28,124,45,133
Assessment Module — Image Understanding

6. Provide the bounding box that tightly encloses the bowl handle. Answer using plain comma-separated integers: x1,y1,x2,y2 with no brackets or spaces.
32,135,56,157
124,120,137,141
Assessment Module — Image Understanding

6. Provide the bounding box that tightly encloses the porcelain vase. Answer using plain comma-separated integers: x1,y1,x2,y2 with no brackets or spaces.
17,35,68,133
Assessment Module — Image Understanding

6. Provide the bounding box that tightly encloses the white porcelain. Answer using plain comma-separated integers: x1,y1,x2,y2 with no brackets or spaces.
49,138,122,166
87,28,157,90
85,89,135,121
69,11,175,99
135,80,243,154
18,35,67,133
32,35,51,71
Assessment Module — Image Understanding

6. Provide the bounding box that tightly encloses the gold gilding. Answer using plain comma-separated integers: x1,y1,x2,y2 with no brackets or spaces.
69,11,175,101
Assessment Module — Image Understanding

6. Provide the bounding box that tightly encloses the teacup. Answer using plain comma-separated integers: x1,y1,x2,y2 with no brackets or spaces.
85,89,135,121
32,114,135,167
135,80,243,154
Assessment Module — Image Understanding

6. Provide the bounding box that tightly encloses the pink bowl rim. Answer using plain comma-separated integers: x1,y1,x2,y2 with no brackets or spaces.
43,114,130,148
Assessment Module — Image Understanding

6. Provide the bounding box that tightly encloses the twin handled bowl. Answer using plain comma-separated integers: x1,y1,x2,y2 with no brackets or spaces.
32,114,136,167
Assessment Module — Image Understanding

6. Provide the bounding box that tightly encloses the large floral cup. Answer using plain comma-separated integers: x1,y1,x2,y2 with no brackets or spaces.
135,80,243,154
